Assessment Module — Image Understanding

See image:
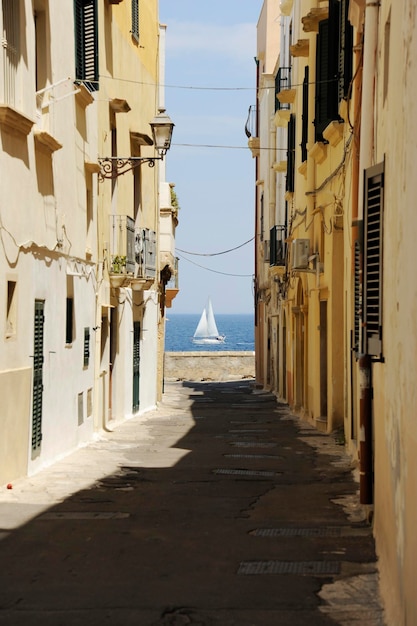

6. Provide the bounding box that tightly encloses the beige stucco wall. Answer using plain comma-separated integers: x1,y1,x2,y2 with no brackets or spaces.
0,368,31,485
165,352,255,382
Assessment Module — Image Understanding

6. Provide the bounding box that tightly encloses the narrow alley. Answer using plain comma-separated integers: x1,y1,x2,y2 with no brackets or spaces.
0,381,385,625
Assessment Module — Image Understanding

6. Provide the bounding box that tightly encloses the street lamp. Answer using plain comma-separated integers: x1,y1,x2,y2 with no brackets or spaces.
98,108,174,179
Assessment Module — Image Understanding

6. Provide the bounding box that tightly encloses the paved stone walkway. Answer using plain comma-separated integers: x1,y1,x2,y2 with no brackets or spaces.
0,380,385,625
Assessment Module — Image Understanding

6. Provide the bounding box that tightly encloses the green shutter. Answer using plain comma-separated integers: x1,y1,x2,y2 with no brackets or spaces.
32,301,45,452
74,0,98,91
132,0,139,42
363,162,384,359
84,327,90,367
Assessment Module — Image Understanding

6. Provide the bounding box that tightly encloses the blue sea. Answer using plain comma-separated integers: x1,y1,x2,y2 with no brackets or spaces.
165,314,255,352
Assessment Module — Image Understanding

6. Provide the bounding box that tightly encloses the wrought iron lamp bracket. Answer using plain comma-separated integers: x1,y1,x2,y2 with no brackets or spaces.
98,155,165,180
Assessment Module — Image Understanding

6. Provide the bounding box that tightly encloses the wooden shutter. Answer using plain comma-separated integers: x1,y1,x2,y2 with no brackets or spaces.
338,0,353,101
74,0,98,91
286,114,296,192
315,0,340,141
301,66,309,162
363,162,384,359
32,301,45,452
131,0,139,42
83,327,90,367
354,239,361,354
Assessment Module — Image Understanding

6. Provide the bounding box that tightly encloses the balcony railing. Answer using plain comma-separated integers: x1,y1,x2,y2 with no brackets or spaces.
166,257,179,290
109,217,156,289
245,104,258,139
270,225,287,266
275,67,292,111
109,215,135,274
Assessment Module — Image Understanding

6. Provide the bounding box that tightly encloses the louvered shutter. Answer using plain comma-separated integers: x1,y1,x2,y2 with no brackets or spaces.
132,0,139,42
363,162,384,359
74,0,98,91
315,0,340,141
32,301,45,452
354,240,361,354
301,66,309,162
286,114,296,192
338,0,353,101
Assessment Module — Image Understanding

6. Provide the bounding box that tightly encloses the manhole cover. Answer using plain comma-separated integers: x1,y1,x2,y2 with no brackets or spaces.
237,560,340,575
214,468,275,477
250,527,341,537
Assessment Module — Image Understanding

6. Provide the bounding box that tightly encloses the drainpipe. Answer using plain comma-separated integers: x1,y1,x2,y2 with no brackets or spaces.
358,0,380,505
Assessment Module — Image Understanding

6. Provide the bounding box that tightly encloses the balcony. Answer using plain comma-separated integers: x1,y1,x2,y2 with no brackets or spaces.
109,216,156,290
275,67,293,112
245,105,260,158
165,257,179,308
160,181,179,274
269,225,287,275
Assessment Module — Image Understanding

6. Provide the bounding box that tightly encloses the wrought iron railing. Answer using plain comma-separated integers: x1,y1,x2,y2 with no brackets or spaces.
245,104,258,138
275,67,292,111
270,225,287,266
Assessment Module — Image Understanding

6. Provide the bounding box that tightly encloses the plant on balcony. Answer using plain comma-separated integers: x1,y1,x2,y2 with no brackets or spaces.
111,255,127,274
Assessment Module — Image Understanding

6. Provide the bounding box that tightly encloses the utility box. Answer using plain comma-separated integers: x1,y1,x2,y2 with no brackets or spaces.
291,238,310,269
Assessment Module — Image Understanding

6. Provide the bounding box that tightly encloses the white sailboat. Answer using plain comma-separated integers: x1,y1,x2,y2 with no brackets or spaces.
192,298,225,344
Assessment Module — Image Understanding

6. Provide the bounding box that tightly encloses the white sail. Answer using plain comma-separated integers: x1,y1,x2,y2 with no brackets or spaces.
192,298,225,344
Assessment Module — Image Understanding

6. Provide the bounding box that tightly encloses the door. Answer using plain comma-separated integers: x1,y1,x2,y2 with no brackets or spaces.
132,321,140,412
31,300,45,456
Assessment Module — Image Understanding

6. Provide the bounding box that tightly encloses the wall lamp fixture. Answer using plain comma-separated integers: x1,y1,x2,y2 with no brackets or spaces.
98,108,174,179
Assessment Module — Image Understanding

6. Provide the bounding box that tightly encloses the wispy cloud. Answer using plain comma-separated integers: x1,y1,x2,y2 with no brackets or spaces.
166,21,256,64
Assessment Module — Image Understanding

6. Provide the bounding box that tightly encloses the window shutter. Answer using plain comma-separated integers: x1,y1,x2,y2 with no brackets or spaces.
338,0,353,101
132,0,139,42
83,327,90,367
301,66,309,162
354,239,361,354
286,114,296,192
315,0,340,141
74,0,98,91
363,162,384,359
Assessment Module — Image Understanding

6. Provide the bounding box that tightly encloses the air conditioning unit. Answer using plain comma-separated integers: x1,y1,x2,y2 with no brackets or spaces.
291,238,310,269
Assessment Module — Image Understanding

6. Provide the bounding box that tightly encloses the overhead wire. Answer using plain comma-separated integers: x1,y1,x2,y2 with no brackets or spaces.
176,252,252,278
176,236,254,256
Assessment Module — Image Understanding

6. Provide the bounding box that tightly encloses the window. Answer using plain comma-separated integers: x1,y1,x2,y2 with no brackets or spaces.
131,0,139,42
286,114,296,193
66,298,74,344
6,280,17,338
301,66,309,162
2,0,19,106
74,0,98,91
315,11,339,141
363,161,384,360
83,327,90,367
338,0,353,101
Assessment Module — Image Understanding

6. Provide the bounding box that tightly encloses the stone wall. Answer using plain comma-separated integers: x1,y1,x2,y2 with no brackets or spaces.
164,352,255,382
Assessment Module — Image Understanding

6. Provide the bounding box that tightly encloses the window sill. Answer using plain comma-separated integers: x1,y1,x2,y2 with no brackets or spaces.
322,120,344,147
34,130,63,153
0,105,34,136
75,83,94,108
309,141,327,164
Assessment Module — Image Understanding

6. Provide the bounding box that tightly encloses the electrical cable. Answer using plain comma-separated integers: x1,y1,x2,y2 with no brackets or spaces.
176,251,252,277
176,236,254,257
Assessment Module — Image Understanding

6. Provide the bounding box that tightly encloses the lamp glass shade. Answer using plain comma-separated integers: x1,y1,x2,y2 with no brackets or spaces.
150,109,174,153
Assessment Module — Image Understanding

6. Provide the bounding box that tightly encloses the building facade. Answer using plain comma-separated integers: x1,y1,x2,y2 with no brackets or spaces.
0,0,177,485
251,0,417,622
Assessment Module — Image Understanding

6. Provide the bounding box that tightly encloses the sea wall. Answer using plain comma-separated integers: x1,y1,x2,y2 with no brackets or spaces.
164,351,255,382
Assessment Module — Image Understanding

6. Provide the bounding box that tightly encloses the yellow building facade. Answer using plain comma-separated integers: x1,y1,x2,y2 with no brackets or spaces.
253,0,417,621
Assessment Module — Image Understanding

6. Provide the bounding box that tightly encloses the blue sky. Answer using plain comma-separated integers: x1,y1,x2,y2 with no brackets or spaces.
159,0,263,314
